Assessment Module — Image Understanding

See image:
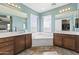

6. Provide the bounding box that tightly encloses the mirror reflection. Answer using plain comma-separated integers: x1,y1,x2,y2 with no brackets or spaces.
0,15,12,32
62,19,70,31
75,18,79,28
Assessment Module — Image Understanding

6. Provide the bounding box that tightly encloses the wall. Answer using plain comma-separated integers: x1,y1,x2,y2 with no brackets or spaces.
0,3,77,32
0,4,40,32
77,3,79,9
12,16,26,32
16,4,40,32
39,3,77,32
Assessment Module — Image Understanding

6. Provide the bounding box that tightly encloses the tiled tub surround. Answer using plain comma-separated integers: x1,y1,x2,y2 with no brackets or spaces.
32,32,53,47
0,32,32,55
32,39,53,47
32,32,53,39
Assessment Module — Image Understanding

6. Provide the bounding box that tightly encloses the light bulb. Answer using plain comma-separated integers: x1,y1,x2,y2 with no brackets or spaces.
68,8,70,10
7,3,10,4
15,5,18,8
62,9,64,12
18,7,21,8
65,8,67,11
11,4,15,7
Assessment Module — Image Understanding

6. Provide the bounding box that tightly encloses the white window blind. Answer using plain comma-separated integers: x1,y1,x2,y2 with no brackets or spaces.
30,14,38,32
43,15,51,32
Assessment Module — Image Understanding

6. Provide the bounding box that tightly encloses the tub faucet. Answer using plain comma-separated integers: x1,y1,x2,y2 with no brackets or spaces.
14,27,17,32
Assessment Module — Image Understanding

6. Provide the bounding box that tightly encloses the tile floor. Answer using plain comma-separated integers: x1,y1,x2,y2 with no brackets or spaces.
18,46,79,55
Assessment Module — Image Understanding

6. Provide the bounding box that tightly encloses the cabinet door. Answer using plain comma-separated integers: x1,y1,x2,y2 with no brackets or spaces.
76,36,79,52
63,35,75,50
53,33,62,46
14,35,25,54
0,45,14,55
26,34,32,48
0,37,14,55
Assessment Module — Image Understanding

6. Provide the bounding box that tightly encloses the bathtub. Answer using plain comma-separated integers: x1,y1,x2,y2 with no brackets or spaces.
32,32,53,47
32,32,53,39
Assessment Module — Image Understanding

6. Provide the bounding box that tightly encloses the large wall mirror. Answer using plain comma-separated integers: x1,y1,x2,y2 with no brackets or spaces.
0,15,12,32
75,18,79,28
62,19,70,31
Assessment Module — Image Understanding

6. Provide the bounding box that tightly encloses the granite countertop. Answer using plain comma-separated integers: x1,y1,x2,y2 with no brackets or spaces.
0,32,32,38
54,31,79,35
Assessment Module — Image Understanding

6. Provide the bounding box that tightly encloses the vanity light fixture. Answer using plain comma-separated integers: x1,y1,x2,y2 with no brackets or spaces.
15,5,18,8
59,8,71,13
18,7,21,8
7,3,21,9
62,9,65,12
11,4,15,6
68,8,70,10
65,8,67,11
7,3,11,4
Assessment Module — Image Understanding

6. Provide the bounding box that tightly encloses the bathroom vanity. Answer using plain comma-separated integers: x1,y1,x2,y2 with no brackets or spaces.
53,31,79,53
0,32,32,55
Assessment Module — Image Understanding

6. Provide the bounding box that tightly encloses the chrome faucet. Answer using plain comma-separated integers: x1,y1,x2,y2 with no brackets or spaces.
14,27,17,32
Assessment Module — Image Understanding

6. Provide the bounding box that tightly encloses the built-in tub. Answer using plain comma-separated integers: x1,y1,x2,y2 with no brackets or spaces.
32,32,53,46
32,32,53,39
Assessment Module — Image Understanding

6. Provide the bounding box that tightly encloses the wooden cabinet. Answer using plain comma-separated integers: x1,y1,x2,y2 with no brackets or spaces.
0,37,14,55
14,35,26,54
0,45,14,55
0,33,32,55
63,35,76,50
53,33,62,46
76,36,79,52
26,34,32,49
53,33,78,52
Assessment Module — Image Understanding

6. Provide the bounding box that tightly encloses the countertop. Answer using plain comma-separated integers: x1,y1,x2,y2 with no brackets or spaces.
1,31,79,38
0,32,32,38
54,31,79,35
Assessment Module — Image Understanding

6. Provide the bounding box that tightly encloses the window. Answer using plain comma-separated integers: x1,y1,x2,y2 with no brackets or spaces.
43,15,51,32
30,14,38,32
55,19,62,32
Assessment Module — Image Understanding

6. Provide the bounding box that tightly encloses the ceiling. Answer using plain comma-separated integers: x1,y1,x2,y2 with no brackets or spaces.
23,3,69,13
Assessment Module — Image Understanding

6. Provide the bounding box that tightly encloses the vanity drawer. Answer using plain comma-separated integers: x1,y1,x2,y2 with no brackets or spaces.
0,37,13,43
0,49,14,55
0,45,14,55
0,45,14,51
0,40,13,48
